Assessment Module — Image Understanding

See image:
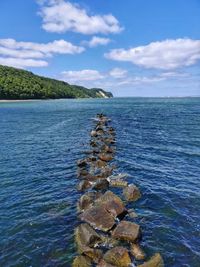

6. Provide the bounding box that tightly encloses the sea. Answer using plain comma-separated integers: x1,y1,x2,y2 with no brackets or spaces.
0,97,200,267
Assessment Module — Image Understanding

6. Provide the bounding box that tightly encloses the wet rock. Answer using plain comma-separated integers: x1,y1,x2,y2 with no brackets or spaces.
77,192,102,212
77,169,89,177
98,153,113,162
93,179,109,190
75,223,102,250
103,246,131,267
137,253,164,267
83,247,103,263
108,173,128,180
98,167,114,178
109,179,128,188
97,259,116,267
123,184,141,202
130,243,145,260
100,235,119,248
72,255,92,267
77,180,92,191
101,145,115,154
96,159,107,168
91,130,97,137
112,220,140,242
95,191,127,218
80,205,115,232
77,159,88,168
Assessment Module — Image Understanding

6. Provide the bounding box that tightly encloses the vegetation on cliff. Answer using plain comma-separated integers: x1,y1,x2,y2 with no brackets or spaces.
0,65,113,100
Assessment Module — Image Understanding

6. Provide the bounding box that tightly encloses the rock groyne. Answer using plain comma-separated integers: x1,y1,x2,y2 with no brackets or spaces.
73,114,164,267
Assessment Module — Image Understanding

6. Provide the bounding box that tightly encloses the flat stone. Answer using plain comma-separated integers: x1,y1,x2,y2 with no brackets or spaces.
80,205,115,232
130,243,146,260
95,191,126,218
137,253,164,267
112,220,140,242
72,255,92,267
103,246,131,267
123,184,141,202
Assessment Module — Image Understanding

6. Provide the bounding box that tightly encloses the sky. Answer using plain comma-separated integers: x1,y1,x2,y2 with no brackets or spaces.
0,0,200,97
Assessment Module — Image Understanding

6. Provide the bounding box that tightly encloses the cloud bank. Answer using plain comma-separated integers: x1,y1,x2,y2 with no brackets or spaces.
105,39,200,70
38,0,122,34
0,38,84,68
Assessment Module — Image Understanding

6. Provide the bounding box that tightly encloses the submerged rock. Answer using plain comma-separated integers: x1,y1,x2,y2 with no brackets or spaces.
112,220,140,242
103,246,131,267
130,243,146,260
80,205,115,232
123,184,141,202
137,253,164,267
72,255,92,267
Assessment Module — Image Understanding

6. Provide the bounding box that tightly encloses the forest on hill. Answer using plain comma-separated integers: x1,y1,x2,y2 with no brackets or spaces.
0,65,113,100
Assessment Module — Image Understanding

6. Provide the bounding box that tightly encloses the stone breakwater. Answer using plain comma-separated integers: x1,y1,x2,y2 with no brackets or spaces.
72,114,164,267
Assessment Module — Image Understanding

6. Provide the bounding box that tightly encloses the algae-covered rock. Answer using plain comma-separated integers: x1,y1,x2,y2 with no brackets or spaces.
103,246,131,267
137,253,164,267
72,255,92,267
112,220,140,242
130,243,146,260
123,184,141,202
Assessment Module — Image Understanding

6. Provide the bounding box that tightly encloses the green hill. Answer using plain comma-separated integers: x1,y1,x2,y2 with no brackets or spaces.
0,65,113,100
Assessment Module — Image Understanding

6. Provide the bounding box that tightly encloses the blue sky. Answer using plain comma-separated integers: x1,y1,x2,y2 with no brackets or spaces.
0,0,200,96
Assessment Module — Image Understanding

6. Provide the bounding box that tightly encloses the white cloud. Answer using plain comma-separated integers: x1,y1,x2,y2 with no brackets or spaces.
38,0,122,34
109,68,127,78
105,39,200,70
84,36,111,48
0,38,84,68
61,69,105,83
0,57,48,68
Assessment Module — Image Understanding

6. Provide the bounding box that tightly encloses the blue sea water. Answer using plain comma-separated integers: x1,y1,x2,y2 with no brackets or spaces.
0,97,200,267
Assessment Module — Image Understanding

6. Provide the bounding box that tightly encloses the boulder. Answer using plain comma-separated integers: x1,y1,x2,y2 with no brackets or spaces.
98,153,113,162
75,223,102,251
83,247,103,263
97,259,116,267
95,191,127,218
77,180,92,191
123,184,141,202
77,159,88,168
112,220,140,242
103,246,131,267
72,255,92,267
96,159,107,168
91,130,97,137
137,253,164,267
80,205,115,232
130,243,145,260
93,179,109,190
77,192,102,212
